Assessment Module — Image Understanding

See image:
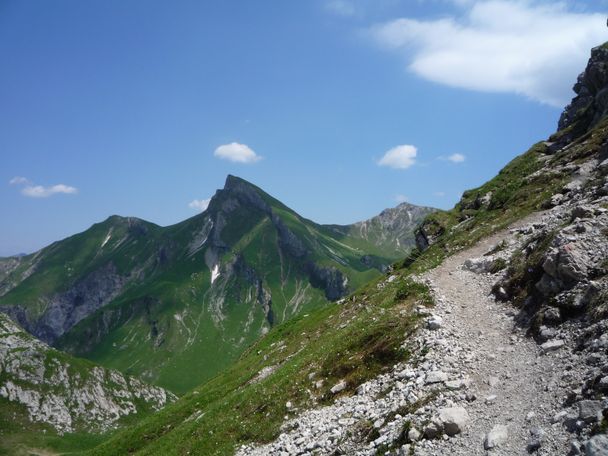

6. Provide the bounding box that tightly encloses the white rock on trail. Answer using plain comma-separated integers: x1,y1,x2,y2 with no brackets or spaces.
438,406,470,436
427,315,443,330
540,339,565,352
484,424,509,450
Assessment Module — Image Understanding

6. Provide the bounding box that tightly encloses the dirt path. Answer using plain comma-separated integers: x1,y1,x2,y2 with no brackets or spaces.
418,214,571,455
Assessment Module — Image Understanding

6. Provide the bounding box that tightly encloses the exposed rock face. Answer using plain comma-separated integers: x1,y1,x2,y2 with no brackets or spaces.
1,262,129,345
229,254,274,324
0,314,175,434
0,257,22,295
415,218,445,252
558,44,608,141
341,203,437,257
41,263,127,344
307,263,348,300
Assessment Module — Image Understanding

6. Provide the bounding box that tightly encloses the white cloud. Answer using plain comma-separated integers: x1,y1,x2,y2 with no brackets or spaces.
394,194,409,203
378,144,417,169
325,0,356,16
447,153,466,163
371,1,607,106
9,176,30,185
9,177,78,198
434,191,446,197
214,142,261,164
188,198,211,212
21,184,78,198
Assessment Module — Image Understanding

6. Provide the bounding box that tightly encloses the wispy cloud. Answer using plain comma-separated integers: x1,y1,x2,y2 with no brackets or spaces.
434,191,446,197
377,144,417,169
325,0,356,17
214,142,261,164
370,1,606,106
394,194,409,203
10,177,78,198
447,153,466,163
22,184,78,198
9,176,30,185
188,198,211,212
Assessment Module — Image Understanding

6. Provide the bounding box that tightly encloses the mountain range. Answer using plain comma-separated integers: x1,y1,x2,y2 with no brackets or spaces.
0,176,434,394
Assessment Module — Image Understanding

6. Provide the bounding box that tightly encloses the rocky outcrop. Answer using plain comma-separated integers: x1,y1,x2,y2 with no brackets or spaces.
2,262,129,345
307,263,348,300
0,313,175,434
414,218,445,252
230,254,274,324
39,263,128,344
558,44,608,144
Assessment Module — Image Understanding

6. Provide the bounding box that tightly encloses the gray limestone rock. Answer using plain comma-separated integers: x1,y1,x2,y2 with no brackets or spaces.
585,435,608,456
438,406,470,436
484,424,509,450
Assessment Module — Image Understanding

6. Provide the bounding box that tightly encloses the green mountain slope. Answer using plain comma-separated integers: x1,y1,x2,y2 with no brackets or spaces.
0,176,428,394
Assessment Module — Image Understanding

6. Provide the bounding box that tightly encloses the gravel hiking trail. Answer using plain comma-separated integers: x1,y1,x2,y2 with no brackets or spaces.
418,213,570,455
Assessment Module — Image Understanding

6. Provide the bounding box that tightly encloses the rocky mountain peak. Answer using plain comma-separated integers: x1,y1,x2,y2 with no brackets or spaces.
557,43,608,142
206,175,271,216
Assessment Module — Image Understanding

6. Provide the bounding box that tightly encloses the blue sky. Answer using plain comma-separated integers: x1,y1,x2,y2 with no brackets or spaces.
1,0,607,256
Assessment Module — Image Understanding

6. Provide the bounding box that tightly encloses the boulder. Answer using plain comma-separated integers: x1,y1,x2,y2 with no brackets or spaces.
463,257,495,274
427,315,443,330
425,371,448,384
585,435,608,456
407,427,421,442
438,406,470,436
577,400,603,423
